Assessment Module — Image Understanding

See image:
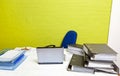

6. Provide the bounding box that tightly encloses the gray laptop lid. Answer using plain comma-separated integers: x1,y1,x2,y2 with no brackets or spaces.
36,47,64,64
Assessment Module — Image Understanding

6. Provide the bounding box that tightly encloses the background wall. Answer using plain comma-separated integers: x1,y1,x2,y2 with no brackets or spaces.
0,0,112,49
108,0,120,68
108,0,120,53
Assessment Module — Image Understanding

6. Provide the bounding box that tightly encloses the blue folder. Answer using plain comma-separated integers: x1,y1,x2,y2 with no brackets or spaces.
0,54,24,66
0,50,25,62
0,55,26,70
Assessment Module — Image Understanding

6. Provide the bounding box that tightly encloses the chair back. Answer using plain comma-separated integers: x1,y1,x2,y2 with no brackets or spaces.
61,30,77,48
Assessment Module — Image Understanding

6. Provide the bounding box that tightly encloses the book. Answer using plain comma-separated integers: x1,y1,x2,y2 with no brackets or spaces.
95,68,118,74
0,50,25,62
0,48,12,55
112,63,119,74
0,55,26,70
67,54,95,73
114,61,120,75
71,65,95,73
68,44,84,55
84,58,119,74
95,63,119,74
83,44,117,61
0,54,24,66
85,60,114,69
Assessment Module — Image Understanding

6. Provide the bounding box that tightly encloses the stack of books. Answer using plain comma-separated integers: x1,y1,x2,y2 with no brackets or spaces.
67,54,95,73
67,44,84,55
0,50,26,70
83,43,119,74
67,43,119,74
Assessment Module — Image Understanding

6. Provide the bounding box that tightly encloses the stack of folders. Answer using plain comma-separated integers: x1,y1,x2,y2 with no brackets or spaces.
68,44,84,55
0,50,26,70
83,43,119,74
67,54,95,73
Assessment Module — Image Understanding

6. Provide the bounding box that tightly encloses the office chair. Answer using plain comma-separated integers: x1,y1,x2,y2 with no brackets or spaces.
61,30,77,48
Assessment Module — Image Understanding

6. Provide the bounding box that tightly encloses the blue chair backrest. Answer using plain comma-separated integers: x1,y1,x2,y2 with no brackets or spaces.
61,30,77,48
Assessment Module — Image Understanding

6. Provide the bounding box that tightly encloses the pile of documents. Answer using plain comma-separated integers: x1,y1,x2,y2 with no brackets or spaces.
0,50,26,70
83,44,119,74
67,43,119,74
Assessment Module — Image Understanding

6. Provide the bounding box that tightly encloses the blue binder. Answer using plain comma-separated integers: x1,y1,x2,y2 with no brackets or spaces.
0,50,25,62
0,54,24,66
0,55,26,70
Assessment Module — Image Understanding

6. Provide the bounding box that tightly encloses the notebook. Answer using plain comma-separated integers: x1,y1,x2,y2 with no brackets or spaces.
0,50,25,62
83,44,117,61
36,47,64,64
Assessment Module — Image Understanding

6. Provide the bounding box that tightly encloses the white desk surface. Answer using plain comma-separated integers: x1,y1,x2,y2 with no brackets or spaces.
0,48,119,76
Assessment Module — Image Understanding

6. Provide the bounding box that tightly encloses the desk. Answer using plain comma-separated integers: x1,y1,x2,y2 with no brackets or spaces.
0,48,118,76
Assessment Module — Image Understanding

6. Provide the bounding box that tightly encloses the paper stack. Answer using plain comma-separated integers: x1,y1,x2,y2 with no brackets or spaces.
0,50,26,70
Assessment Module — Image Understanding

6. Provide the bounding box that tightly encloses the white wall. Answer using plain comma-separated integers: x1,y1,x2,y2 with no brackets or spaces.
108,0,120,53
108,1,120,69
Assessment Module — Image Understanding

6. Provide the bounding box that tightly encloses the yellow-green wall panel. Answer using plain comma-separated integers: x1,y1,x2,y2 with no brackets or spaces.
0,0,112,49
